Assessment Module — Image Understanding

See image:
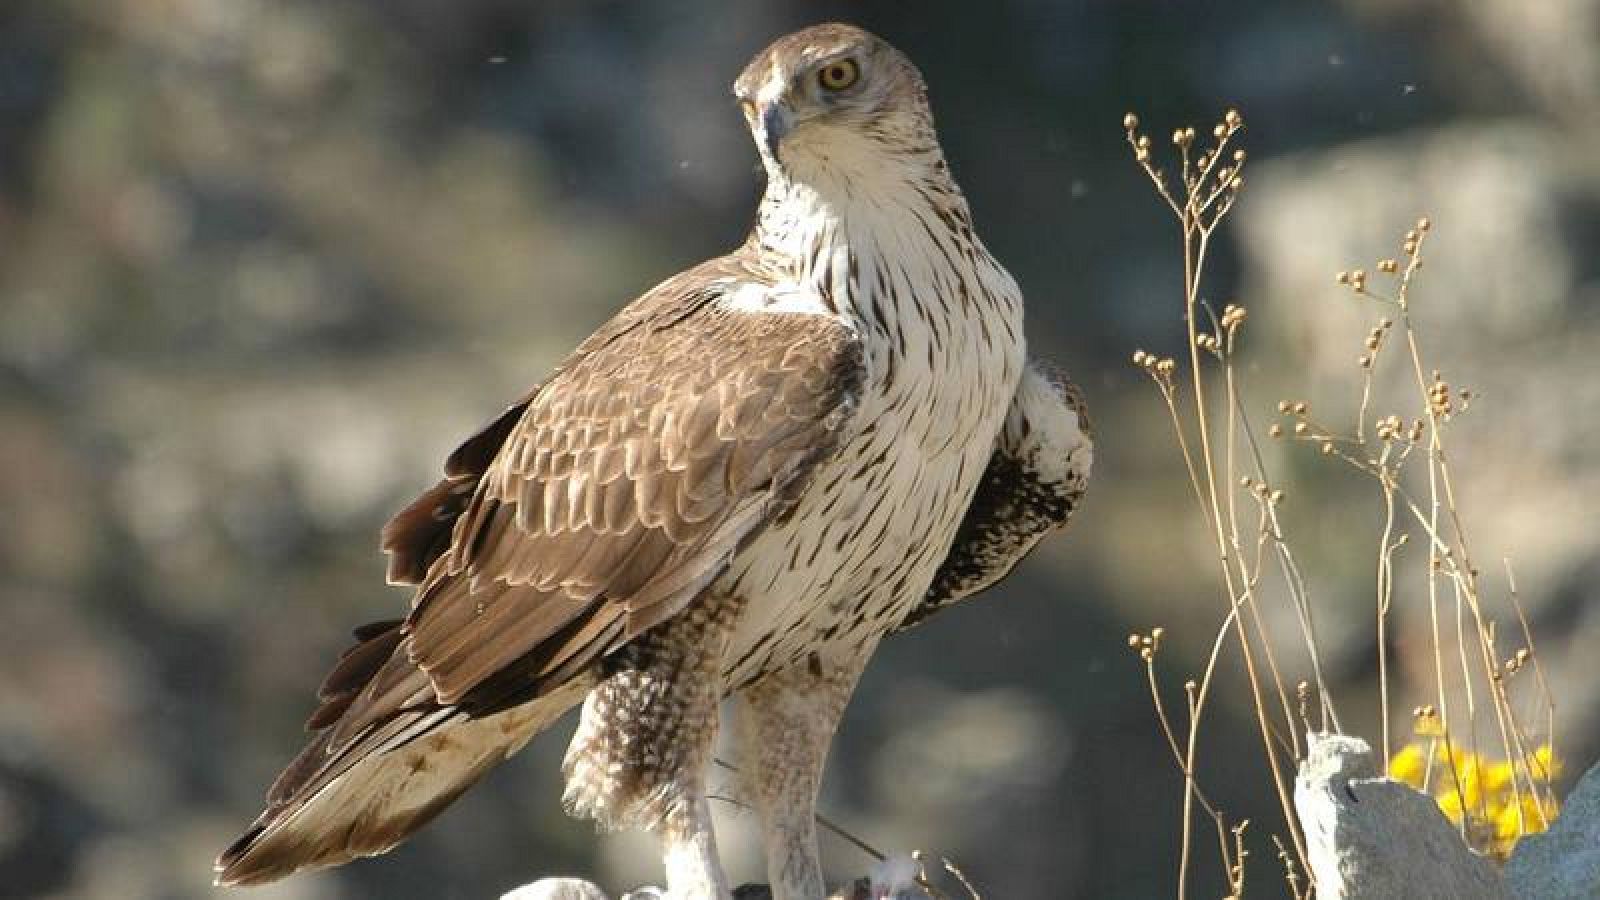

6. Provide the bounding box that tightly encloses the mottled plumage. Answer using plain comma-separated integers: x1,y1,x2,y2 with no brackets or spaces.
217,23,1090,899
904,361,1092,628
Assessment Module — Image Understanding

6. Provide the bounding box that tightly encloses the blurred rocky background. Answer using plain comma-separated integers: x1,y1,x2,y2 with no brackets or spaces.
1,1,1595,898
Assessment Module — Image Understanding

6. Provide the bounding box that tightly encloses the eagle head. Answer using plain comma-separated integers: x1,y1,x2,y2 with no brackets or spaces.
732,24,936,181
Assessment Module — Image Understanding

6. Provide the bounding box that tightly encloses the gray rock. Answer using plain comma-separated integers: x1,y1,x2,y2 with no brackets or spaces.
1506,757,1600,899
1295,732,1509,900
500,877,611,900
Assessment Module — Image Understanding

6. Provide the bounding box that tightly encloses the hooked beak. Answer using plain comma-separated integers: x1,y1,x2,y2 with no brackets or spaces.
758,101,793,162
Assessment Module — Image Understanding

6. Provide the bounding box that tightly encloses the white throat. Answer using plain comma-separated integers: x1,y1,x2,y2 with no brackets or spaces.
747,151,1007,338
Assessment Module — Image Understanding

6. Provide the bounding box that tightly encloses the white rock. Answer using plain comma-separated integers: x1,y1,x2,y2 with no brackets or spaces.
500,876,611,900
1294,732,1508,899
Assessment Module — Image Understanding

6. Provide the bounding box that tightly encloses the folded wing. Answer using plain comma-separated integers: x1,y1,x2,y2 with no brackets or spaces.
216,256,864,884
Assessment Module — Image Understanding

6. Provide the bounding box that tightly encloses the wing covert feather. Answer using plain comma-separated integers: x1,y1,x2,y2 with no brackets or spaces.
403,260,863,707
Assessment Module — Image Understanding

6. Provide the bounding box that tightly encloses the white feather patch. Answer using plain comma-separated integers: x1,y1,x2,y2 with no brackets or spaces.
1006,364,1092,486
720,280,835,315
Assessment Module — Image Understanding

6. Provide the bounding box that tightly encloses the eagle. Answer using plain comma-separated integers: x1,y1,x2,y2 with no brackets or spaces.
216,23,1091,900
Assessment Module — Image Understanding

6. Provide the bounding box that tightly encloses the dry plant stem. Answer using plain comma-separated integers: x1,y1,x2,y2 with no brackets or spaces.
1370,253,1463,808
1144,378,1213,900
1505,560,1558,819
1143,620,1244,831
1231,391,1341,735
1128,112,1317,896
1183,131,1306,892
1143,145,1561,873
1481,622,1525,826
940,858,981,900
1224,821,1249,899
1364,332,1398,764
1388,484,1536,803
1496,676,1551,831
1388,238,1534,836
1138,625,1244,883
1145,656,1215,814
1223,356,1304,761
1376,472,1398,763
1272,834,1308,900
1142,590,1246,897
1155,381,1211,517
1311,365,1400,782
1176,167,1224,900
1452,581,1483,800
1359,239,1466,833
1188,682,1248,890
1321,225,1558,857
1489,656,1533,827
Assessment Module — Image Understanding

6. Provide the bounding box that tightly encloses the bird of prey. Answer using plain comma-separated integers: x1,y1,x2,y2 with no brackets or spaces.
216,23,1091,900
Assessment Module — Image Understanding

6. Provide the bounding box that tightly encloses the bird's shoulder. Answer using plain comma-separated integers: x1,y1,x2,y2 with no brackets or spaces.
382,250,867,707
381,252,863,587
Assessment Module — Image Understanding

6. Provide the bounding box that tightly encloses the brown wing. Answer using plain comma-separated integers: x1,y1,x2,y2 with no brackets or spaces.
400,257,863,708
378,255,751,589
380,393,537,586
215,258,862,884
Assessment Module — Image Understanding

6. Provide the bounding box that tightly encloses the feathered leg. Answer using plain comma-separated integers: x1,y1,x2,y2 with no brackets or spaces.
735,650,869,900
562,596,744,900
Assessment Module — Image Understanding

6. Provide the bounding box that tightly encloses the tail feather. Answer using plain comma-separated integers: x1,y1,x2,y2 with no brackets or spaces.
214,620,591,886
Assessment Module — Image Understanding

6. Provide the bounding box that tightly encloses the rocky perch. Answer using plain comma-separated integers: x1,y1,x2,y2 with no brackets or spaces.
497,734,1600,899
1296,731,1600,899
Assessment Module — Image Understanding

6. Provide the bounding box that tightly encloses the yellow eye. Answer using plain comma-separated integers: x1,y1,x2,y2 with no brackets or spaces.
817,59,859,91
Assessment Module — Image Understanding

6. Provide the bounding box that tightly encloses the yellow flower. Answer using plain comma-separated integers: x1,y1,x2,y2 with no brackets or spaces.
1527,744,1562,782
1393,736,1564,858
1433,741,1470,771
1455,756,1483,811
1436,786,1465,824
1494,792,1558,841
1389,744,1427,788
1483,759,1515,794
